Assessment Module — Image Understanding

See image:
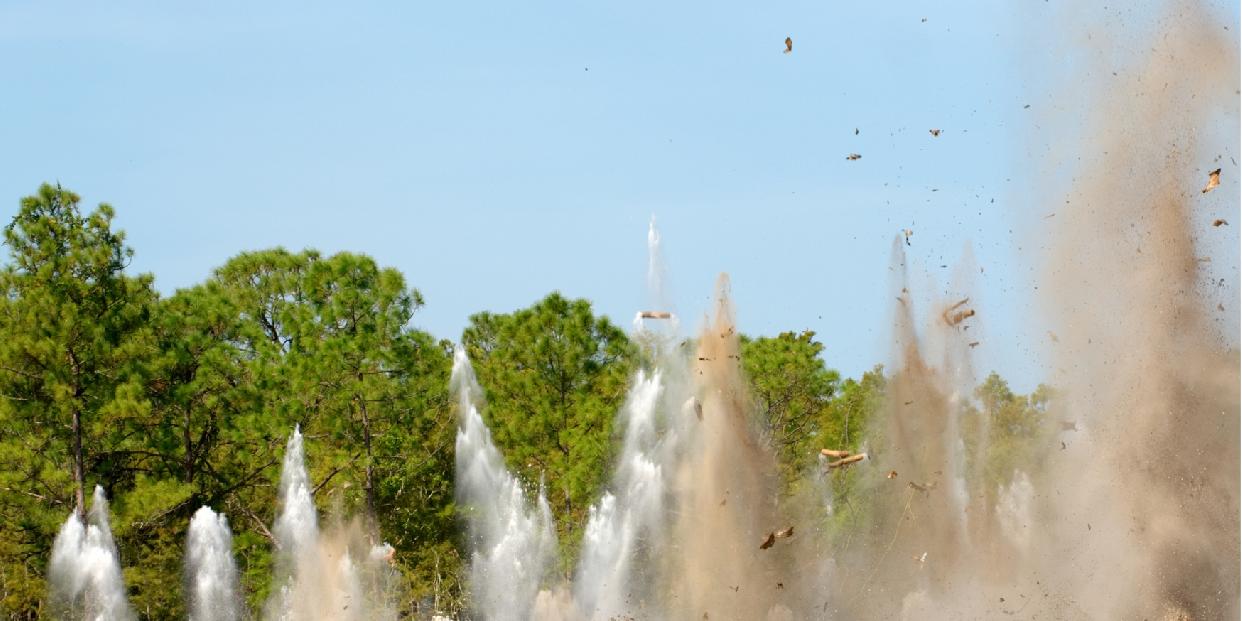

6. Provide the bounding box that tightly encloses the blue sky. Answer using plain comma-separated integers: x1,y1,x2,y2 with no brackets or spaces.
1,1,1237,391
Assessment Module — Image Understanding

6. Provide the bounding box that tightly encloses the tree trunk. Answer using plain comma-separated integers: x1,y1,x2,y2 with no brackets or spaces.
68,352,86,521
357,392,376,518
71,407,85,522
183,407,195,484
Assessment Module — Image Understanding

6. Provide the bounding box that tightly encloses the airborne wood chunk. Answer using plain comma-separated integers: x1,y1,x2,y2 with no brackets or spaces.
827,453,866,469
1213,218,1228,227
846,153,862,161
820,449,852,458
760,532,776,550
760,526,794,550
639,311,672,319
942,298,975,327
784,37,793,54
948,309,976,325
929,129,942,137
1203,168,1221,193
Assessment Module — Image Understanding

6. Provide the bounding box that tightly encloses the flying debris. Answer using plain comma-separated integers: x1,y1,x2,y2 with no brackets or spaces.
1060,421,1078,432
929,129,942,137
903,229,913,246
942,298,975,327
886,470,899,479
639,311,673,319
1047,331,1059,343
820,449,852,458
908,481,937,493
948,310,975,326
846,153,862,161
1202,168,1221,193
827,453,867,470
968,341,980,348
760,526,795,550
369,543,396,564
784,37,793,54
1212,219,1228,227
854,128,860,135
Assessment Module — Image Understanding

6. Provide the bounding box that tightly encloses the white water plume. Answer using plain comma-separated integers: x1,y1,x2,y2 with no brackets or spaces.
266,425,322,620
453,348,558,621
265,426,396,621
573,370,667,619
273,425,319,564
996,471,1035,551
186,506,242,621
48,486,134,621
633,216,680,335
646,215,664,308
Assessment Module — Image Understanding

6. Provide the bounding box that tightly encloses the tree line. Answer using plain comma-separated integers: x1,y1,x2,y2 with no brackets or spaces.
0,184,1050,619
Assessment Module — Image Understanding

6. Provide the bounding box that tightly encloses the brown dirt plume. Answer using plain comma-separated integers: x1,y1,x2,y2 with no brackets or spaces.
825,238,988,619
1035,2,1240,618
666,274,791,620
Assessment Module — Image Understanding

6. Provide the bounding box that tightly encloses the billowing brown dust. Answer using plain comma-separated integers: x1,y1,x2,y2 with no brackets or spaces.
514,3,1238,619
662,3,1238,619
1032,3,1240,618
666,275,787,619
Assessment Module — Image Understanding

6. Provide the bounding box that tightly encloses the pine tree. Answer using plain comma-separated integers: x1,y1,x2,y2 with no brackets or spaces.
0,184,156,617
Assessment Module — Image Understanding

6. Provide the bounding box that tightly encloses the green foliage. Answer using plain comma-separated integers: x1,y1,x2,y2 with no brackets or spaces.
0,186,460,619
0,184,156,619
739,331,841,489
813,365,887,544
461,293,636,549
177,248,459,613
961,372,1056,497
0,183,1057,620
